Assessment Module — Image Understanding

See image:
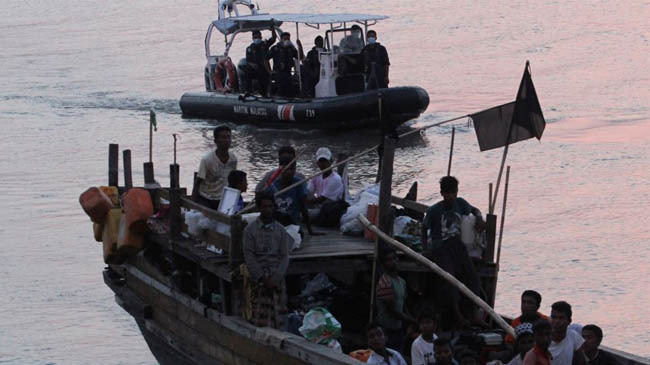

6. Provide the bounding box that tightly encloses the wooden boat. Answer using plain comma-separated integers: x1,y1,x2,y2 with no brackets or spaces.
179,1,429,129
94,142,648,365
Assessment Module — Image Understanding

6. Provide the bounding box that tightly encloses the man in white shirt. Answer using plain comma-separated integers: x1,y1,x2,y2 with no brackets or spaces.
366,323,407,365
549,301,585,365
411,308,439,365
307,147,344,218
192,125,238,209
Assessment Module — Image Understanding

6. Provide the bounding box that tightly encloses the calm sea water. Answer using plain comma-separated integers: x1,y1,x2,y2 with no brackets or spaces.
1,0,648,363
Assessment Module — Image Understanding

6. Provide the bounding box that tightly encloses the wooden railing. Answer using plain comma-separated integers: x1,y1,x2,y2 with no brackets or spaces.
159,188,245,267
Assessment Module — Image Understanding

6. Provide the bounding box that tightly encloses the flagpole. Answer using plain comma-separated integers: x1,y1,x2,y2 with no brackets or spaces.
490,61,532,213
490,142,509,214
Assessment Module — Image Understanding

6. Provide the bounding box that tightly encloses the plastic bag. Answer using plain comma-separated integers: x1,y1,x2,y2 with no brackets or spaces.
300,273,335,297
284,224,302,250
340,191,379,235
326,338,342,353
298,307,342,344
393,216,414,236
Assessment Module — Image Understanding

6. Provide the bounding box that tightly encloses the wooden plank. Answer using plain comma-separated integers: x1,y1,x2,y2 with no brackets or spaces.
287,259,370,274
196,229,231,253
390,196,428,213
228,215,245,268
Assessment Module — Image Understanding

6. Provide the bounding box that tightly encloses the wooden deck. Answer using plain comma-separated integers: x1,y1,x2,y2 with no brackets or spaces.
291,227,375,259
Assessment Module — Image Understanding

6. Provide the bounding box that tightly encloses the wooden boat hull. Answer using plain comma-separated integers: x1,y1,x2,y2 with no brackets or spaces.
104,260,362,365
179,86,430,129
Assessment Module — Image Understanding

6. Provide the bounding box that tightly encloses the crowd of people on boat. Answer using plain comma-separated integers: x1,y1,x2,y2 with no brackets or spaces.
191,126,618,365
239,26,390,97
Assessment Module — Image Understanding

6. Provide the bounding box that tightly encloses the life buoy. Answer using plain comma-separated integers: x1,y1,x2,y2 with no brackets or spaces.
213,57,237,92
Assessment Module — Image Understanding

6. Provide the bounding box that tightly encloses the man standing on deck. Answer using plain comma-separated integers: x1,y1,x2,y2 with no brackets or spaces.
243,191,291,329
268,32,299,96
361,30,390,89
548,301,585,365
245,28,276,96
420,176,485,330
192,125,237,210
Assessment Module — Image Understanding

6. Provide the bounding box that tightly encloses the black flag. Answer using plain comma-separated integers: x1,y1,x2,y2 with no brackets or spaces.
471,62,546,151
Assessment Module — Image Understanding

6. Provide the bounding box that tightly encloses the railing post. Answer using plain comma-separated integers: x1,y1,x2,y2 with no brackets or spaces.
123,149,132,191
168,164,182,238
108,144,119,186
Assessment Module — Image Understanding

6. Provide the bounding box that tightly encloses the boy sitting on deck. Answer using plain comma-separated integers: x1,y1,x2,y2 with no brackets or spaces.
411,307,439,365
227,170,247,214
366,322,407,365
420,176,485,330
192,125,238,210
376,249,416,354
432,338,459,365
242,192,291,329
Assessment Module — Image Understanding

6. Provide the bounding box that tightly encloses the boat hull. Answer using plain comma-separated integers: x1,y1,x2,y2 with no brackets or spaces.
103,261,362,365
179,86,430,129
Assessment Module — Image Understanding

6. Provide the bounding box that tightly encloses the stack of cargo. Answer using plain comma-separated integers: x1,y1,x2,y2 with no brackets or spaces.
79,186,153,264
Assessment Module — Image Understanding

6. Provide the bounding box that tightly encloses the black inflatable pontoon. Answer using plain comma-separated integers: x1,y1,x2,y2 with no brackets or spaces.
180,86,429,129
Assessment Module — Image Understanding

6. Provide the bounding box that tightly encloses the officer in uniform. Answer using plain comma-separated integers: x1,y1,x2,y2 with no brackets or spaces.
267,32,299,97
361,30,390,90
302,36,324,97
245,28,276,96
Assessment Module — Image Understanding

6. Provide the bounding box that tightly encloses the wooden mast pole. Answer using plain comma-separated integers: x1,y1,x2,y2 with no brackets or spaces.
369,134,396,323
359,215,515,338
447,127,455,176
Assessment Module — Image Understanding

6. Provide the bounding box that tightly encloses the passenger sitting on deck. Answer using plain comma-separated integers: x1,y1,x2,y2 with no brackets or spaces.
505,290,550,345
523,320,553,365
264,156,320,235
421,176,486,330
361,30,390,89
227,170,247,214
192,125,238,210
507,323,536,365
376,248,416,355
433,338,459,365
340,25,365,53
255,145,305,193
242,191,290,329
580,324,617,365
306,147,345,219
245,28,276,96
366,322,408,365
267,32,299,97
549,301,585,365
411,307,439,365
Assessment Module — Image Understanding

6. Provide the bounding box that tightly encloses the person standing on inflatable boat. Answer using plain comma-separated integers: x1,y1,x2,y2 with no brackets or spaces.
246,27,276,97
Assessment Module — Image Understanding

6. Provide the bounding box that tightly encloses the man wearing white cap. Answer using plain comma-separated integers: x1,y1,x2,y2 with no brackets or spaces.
307,147,345,221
